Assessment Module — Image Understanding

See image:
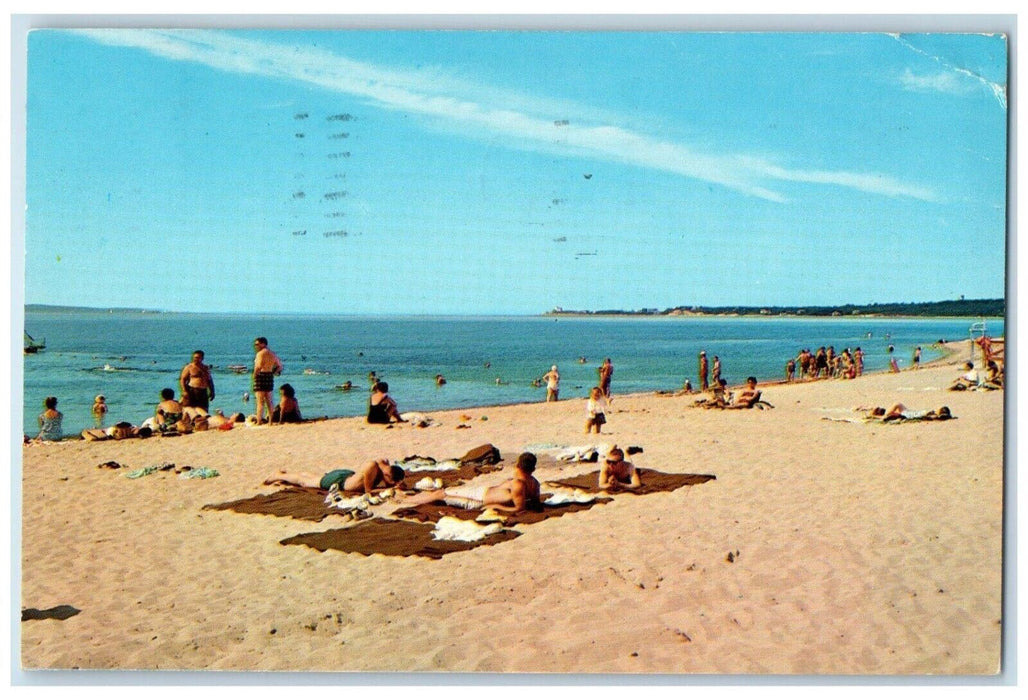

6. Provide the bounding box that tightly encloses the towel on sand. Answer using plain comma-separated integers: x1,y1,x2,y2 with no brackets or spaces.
431,516,504,542
280,518,520,559
204,458,505,523
391,496,612,526
546,469,716,494
204,488,340,522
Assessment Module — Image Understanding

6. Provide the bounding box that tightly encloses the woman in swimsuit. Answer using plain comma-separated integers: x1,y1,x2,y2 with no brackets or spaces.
35,396,63,442
155,388,184,432
367,382,405,424
271,383,303,424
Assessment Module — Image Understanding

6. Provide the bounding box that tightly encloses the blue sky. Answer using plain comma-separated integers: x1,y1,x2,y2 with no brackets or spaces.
23,29,1008,314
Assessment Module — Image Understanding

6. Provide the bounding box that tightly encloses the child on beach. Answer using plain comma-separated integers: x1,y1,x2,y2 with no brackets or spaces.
585,386,609,434
34,396,63,442
271,383,303,424
91,394,108,427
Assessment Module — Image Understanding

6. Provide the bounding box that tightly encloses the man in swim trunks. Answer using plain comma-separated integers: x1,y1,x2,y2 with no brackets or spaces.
253,337,283,425
180,350,215,411
699,351,709,391
403,452,542,513
264,459,405,493
598,358,614,398
598,447,641,491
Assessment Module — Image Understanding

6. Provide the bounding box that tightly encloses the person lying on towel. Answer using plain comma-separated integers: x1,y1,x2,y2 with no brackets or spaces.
402,452,541,512
264,459,406,493
598,446,641,491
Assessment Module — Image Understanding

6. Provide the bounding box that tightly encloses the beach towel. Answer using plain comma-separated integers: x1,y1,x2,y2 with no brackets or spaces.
546,469,716,495
179,467,219,480
280,518,521,559
431,516,505,542
391,495,612,526
204,488,342,522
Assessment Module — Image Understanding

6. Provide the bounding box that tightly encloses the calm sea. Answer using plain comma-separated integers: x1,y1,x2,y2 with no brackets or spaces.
20,310,1003,438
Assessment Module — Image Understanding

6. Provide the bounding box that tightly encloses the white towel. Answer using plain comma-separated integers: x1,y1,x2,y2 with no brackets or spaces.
431,516,503,542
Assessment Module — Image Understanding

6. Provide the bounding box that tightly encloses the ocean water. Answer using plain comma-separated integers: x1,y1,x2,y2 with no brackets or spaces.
20,310,1003,438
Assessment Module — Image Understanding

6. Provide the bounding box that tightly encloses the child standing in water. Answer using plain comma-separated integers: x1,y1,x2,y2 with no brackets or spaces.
91,394,108,427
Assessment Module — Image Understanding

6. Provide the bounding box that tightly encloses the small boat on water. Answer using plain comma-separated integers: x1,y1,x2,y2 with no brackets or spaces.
24,332,46,354
227,364,248,374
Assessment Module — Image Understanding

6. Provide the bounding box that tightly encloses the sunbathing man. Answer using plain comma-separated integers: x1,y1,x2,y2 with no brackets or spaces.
402,452,541,513
598,446,641,491
865,404,953,422
263,459,406,493
727,376,761,409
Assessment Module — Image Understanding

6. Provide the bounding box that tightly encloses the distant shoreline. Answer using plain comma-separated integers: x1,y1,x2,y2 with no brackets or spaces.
23,303,1007,320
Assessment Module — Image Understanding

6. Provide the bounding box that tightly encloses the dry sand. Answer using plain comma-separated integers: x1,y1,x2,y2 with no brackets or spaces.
19,341,1004,674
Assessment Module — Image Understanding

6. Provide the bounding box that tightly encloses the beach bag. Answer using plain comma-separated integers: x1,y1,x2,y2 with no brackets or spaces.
460,443,501,466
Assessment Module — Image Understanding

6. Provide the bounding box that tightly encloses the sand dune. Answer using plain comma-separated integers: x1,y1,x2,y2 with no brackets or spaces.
19,341,1003,674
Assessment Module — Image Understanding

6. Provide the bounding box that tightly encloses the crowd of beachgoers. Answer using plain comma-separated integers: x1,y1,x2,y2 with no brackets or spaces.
26,333,1004,459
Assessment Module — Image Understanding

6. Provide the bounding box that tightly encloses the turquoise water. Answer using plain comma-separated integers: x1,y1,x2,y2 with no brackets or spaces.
21,310,1002,438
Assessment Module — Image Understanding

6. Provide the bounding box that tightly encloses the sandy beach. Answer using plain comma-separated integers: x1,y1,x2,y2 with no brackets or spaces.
19,341,1004,675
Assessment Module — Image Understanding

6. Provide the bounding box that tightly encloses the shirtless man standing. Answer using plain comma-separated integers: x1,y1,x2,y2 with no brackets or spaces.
180,350,215,411
252,337,283,425
699,351,709,391
404,452,542,513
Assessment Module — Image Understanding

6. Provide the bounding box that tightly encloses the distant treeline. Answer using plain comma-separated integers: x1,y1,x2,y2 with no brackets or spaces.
546,298,1005,318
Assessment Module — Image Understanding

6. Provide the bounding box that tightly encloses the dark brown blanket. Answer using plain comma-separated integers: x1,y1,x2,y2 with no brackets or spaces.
203,459,507,522
280,518,521,559
546,469,716,494
391,496,612,525
204,487,341,522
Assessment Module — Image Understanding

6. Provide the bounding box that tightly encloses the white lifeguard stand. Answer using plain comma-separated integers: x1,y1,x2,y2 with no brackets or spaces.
969,319,987,362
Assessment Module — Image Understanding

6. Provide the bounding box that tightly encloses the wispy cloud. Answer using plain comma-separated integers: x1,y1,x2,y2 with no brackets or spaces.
891,33,1007,108
898,67,976,95
75,29,934,203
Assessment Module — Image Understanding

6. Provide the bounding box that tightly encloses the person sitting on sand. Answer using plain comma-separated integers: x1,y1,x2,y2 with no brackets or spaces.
155,388,185,432
598,446,641,491
34,396,63,442
91,394,108,427
401,452,541,513
585,386,609,434
985,361,1003,388
271,383,303,424
727,377,762,409
367,382,405,424
949,362,981,391
264,459,406,494
695,378,730,408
